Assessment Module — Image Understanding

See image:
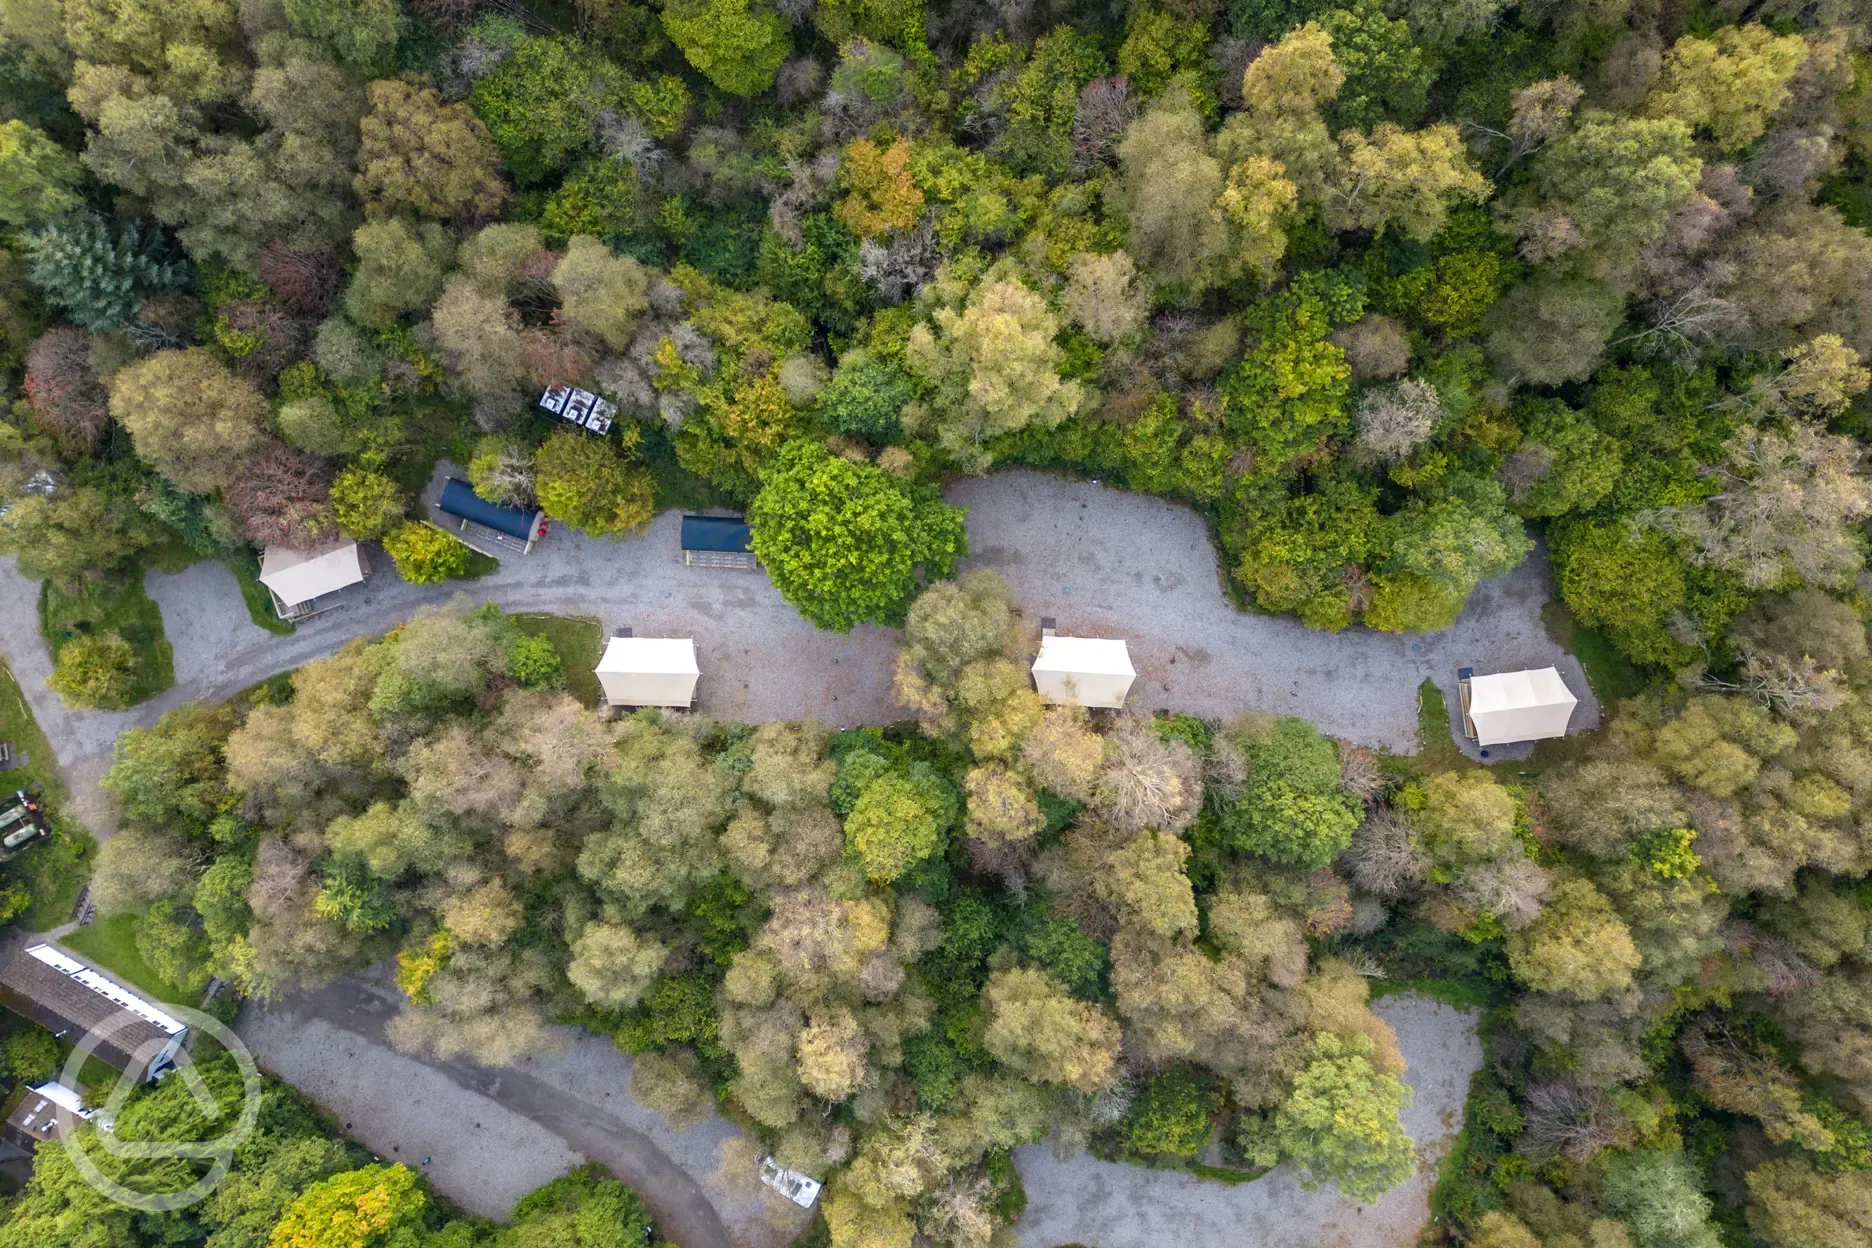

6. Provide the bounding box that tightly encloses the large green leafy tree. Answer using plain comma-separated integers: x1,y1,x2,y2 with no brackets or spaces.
748,439,967,632
1221,716,1362,867
1251,1034,1416,1202
660,0,790,98
470,36,603,185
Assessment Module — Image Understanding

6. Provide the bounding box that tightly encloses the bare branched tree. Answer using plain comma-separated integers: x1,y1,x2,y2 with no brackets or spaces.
1342,808,1429,900
1520,1079,1635,1163
1699,650,1847,722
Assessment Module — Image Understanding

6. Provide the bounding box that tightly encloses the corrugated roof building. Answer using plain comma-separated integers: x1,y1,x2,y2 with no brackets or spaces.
0,945,187,1083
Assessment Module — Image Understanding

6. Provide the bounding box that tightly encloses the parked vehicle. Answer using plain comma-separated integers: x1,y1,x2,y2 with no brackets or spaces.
0,790,49,862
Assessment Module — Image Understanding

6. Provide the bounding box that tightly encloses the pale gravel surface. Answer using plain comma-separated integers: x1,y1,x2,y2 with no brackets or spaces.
1012,994,1484,1248
238,974,809,1248
952,472,1597,759
0,470,1595,845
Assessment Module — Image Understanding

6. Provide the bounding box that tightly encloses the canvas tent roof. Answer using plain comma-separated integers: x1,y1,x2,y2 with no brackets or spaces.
1466,667,1579,746
595,637,700,708
1031,635,1136,709
258,544,366,609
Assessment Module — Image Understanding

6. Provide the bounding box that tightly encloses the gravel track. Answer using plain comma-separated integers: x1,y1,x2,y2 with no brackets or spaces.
1,469,1595,846
238,974,811,1248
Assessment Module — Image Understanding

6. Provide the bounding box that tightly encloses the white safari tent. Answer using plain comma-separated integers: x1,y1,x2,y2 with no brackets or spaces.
595,636,700,708
258,543,368,620
1031,635,1136,709
1461,666,1579,746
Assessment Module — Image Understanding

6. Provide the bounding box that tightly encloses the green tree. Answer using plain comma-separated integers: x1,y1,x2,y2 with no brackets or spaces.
1551,522,1688,664
661,0,790,97
268,1164,427,1248
567,923,669,1009
49,630,137,708
1219,288,1354,471
1222,716,1362,867
982,966,1120,1092
1646,24,1807,152
470,36,603,185
552,236,648,350
748,439,966,632
502,1165,654,1248
136,897,210,993
382,521,471,584
329,468,407,542
533,428,655,538
1252,1033,1415,1202
1319,0,1433,131
1505,875,1640,1000
0,484,162,586
23,213,185,330
1372,475,1530,631
906,275,1084,471
283,0,402,75
343,218,453,328
355,79,509,221
1111,99,1229,292
844,765,956,882
817,351,913,443
1483,277,1625,386
1501,400,1624,518
110,349,269,493
1514,115,1701,265
1322,123,1488,241
2,1024,60,1084
101,704,233,832
1745,1159,1872,1248
0,119,83,227
1124,1068,1217,1162
1602,1150,1721,1248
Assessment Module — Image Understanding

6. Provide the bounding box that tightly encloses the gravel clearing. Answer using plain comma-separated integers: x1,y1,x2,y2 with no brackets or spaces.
1011,993,1483,1248
1,469,1595,844
953,471,1596,753
237,975,806,1248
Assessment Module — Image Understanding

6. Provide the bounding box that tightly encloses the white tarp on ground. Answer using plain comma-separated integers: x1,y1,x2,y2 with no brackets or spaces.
1468,666,1578,745
1032,635,1136,708
258,544,367,610
595,637,700,707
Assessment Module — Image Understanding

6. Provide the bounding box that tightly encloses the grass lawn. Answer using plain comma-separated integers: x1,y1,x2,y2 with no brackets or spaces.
1414,680,1479,773
61,913,195,1006
228,550,295,635
0,661,93,931
515,614,604,708
460,546,500,579
39,572,174,708
1540,599,1647,706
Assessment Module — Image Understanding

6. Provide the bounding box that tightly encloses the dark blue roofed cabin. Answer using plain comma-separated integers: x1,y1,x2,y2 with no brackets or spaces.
681,514,757,569
437,479,546,555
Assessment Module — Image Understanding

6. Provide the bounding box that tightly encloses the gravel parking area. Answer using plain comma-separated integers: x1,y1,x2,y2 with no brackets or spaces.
237,975,797,1248
1012,993,1483,1248
0,469,1596,844
953,471,1597,753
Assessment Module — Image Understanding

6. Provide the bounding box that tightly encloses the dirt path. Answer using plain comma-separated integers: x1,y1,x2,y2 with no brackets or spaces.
1012,993,1483,1248
0,470,1597,844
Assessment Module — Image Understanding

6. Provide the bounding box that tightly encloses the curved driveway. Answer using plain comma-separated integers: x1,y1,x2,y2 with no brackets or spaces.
0,470,1595,840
